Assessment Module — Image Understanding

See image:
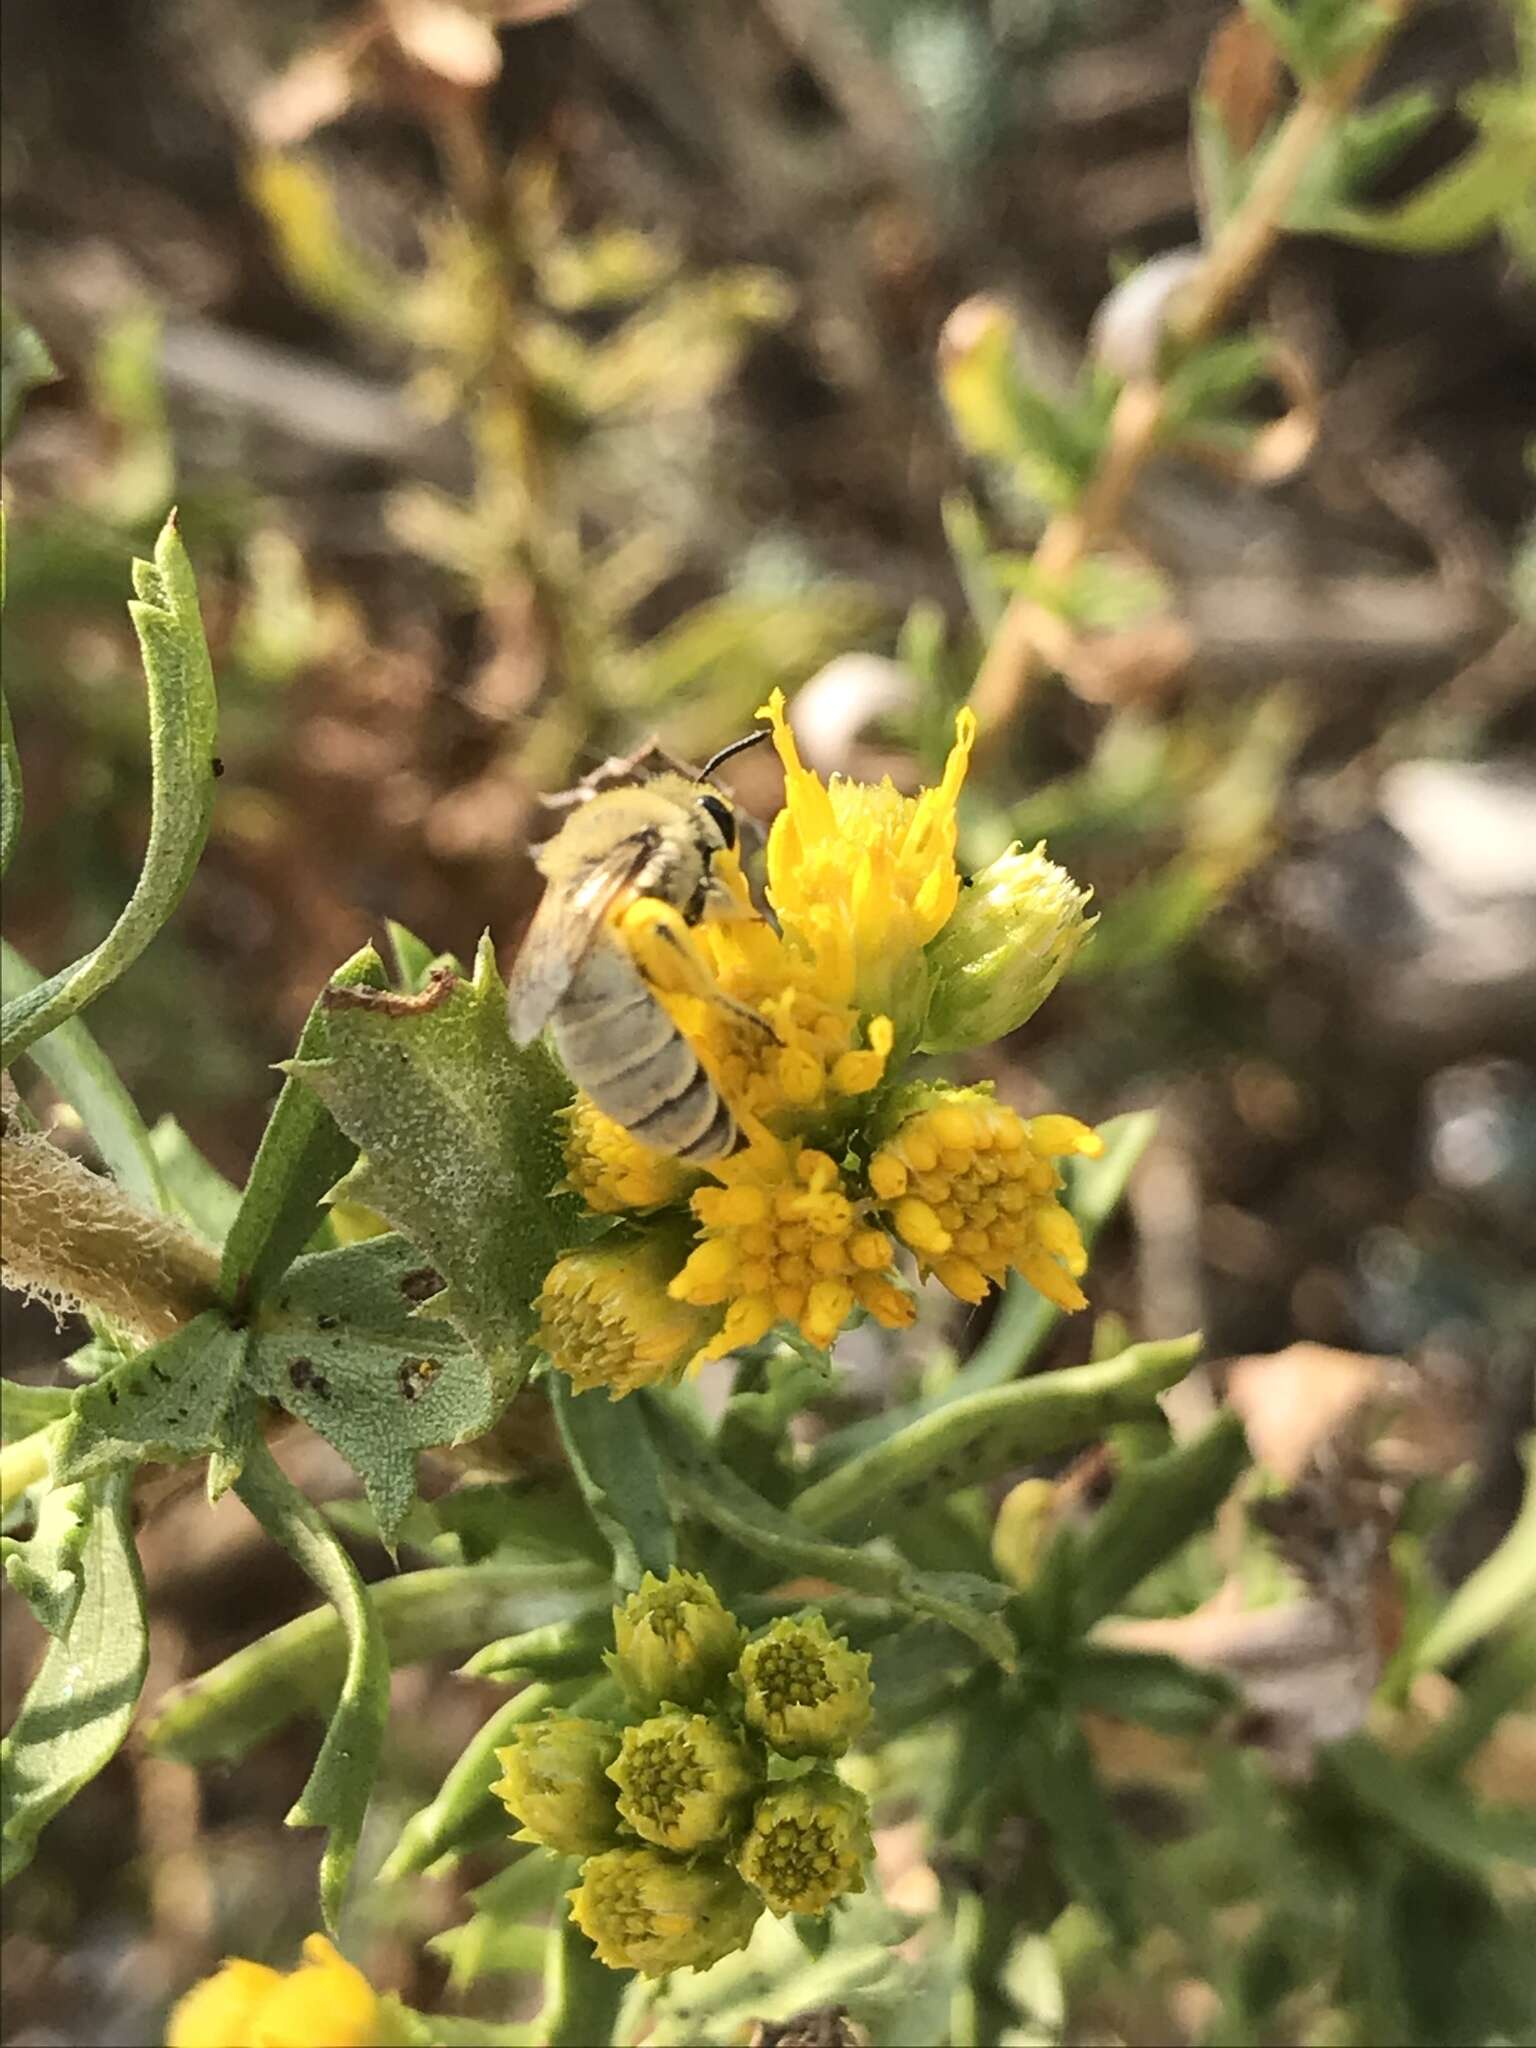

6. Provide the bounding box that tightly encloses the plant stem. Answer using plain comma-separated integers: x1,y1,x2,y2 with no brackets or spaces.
968,0,1414,743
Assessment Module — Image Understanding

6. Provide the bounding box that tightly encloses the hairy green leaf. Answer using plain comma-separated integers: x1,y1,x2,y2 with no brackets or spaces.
793,1335,1202,1537
0,1470,147,1883
0,512,218,1070
234,1443,389,1930
289,934,582,1396
550,1375,674,1589
219,945,387,1309
1,1480,90,1637
51,1313,247,1484
0,1382,74,1440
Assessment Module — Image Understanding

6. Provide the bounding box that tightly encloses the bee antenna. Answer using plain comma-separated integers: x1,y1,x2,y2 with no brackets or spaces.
698,727,772,782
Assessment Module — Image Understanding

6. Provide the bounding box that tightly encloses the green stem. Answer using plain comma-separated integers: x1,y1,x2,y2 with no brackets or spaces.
542,1915,624,2047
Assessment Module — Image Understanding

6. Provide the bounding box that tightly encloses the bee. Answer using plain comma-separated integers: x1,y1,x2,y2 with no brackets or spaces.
506,732,774,1161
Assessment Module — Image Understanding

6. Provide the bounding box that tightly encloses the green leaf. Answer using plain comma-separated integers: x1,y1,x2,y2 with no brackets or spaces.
1,1381,74,1440
1060,1644,1237,1733
792,1335,1203,1537
0,681,20,881
245,1235,495,1545
807,1114,1159,1472
429,1852,568,1989
1324,1735,1536,1876
543,1914,625,2048
1,939,168,1209
550,1375,674,1589
386,918,460,993
0,512,218,1071
51,1312,248,1483
1055,1409,1250,1633
644,1392,1015,1668
1,1480,91,1637
145,1560,604,1766
219,947,387,1307
458,1610,615,1682
1412,1435,1535,1674
1013,1711,1135,1945
147,1116,243,1243
0,304,57,448
234,1442,389,1930
0,1469,148,1883
1418,1622,1536,1782
289,935,581,1398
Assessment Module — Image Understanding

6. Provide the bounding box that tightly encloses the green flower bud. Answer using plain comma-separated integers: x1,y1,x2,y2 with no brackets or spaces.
737,1773,871,1917
734,1613,872,1760
492,1717,621,1856
921,841,1093,1053
611,1569,746,1711
568,1847,762,1977
608,1711,759,1852
990,1477,1057,1590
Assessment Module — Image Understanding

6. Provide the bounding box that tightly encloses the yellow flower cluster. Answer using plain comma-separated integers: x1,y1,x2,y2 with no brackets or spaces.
166,1935,392,2048
541,687,1097,1392
492,1572,874,1976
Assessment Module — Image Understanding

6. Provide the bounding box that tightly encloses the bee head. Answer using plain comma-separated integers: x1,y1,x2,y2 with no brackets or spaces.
695,791,737,852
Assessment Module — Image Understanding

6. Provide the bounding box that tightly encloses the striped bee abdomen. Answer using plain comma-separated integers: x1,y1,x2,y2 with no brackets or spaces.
552,946,741,1161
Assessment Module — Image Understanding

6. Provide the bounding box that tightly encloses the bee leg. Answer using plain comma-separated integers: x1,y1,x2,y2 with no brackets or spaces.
617,898,778,1040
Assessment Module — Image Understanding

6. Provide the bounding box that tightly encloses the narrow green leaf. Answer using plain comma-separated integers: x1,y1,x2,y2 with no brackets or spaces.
1,1480,91,1637
543,1913,624,2047
550,1376,674,1589
51,1313,247,1484
1418,1623,1536,1782
1,1381,74,1439
289,935,581,1397
147,1116,243,1243
1061,1408,1249,1632
0,687,20,881
0,1470,148,1883
219,945,388,1308
1060,1644,1237,1733
430,1914,549,1984
1,939,167,1208
429,1852,568,1989
1302,90,1536,252
794,1336,1201,1538
234,1442,389,1930
145,1560,604,1766
1013,1711,1135,1945
1413,1435,1535,1673
0,512,218,1070
644,1392,1015,1668
0,305,57,448
808,1114,1159,1473
1324,1735,1536,1876
458,1610,615,1683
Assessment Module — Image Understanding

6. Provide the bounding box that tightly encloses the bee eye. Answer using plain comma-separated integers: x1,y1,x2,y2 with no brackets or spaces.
698,793,736,850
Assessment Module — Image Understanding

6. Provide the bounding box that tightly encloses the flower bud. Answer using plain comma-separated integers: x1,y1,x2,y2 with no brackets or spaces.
737,1773,871,1917
608,1711,759,1852
611,1569,746,1712
568,1847,762,1977
921,841,1093,1053
536,1243,719,1400
491,1717,621,1856
990,1477,1056,1589
734,1613,872,1759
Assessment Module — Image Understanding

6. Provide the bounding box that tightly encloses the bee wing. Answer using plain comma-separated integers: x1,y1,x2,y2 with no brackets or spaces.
505,840,651,1043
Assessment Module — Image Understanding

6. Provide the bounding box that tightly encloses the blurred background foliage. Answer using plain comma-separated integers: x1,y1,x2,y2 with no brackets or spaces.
2,0,1534,2041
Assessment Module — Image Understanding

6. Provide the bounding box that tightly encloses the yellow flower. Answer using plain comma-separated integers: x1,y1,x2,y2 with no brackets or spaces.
564,1094,695,1213
492,1716,621,1855
869,1091,1102,1311
734,1612,873,1759
166,1936,386,2048
736,1773,871,1917
759,688,976,1030
607,1710,759,1851
669,1143,913,1364
611,1568,746,1712
568,1847,762,1976
536,1242,721,1398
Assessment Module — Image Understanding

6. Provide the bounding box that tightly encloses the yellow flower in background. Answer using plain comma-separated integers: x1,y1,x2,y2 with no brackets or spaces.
760,687,975,1030
669,1142,912,1363
166,1935,389,2048
870,1093,1101,1310
536,1241,721,1398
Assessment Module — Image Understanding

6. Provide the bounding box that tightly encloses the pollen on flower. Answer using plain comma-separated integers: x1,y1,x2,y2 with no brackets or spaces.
564,1094,694,1213
537,1244,719,1398
870,1093,1102,1311
668,1144,913,1362
757,687,976,1025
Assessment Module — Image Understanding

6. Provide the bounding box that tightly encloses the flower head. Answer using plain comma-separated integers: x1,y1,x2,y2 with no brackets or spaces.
569,1847,762,1976
612,1568,747,1711
166,1936,387,2048
608,1710,759,1851
870,1091,1102,1310
734,1612,872,1759
737,1773,871,1917
922,841,1094,1052
565,1095,695,1213
536,1241,720,1399
492,1716,622,1856
669,1143,913,1364
759,689,975,1031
